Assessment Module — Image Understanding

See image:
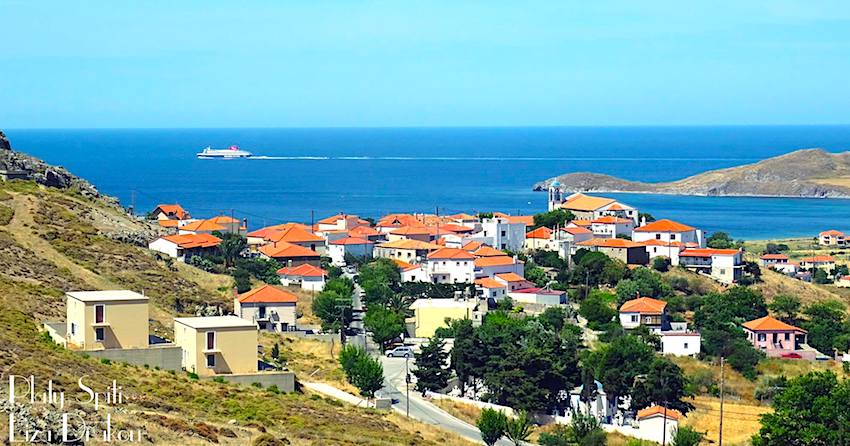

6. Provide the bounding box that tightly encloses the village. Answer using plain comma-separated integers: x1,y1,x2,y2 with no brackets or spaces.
41,183,850,446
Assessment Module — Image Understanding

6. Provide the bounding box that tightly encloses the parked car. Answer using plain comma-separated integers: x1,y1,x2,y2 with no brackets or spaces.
385,346,414,358
780,352,802,359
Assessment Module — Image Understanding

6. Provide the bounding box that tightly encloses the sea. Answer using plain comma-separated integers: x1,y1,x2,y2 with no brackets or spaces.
6,126,850,240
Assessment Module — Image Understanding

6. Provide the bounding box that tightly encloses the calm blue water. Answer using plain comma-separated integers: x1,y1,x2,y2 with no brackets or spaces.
6,126,850,240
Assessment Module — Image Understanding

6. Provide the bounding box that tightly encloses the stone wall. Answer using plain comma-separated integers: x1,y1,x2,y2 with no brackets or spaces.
201,372,296,392
86,345,183,371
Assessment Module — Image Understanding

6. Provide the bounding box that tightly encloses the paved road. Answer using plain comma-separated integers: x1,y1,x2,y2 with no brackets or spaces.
343,271,368,351
381,356,513,446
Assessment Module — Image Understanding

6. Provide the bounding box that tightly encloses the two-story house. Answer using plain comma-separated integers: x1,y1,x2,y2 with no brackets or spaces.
742,315,810,359
618,296,668,332
63,290,150,350
424,248,475,283
174,316,258,376
677,248,743,284
234,285,298,332
818,230,846,246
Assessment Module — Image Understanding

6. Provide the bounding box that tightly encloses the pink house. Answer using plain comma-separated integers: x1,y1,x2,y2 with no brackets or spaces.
742,315,811,359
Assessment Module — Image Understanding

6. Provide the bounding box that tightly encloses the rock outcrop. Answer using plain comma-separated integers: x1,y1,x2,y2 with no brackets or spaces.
0,129,117,204
535,148,850,198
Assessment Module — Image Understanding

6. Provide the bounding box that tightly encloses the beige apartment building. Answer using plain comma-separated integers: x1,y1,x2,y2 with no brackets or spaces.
65,290,149,350
174,316,258,376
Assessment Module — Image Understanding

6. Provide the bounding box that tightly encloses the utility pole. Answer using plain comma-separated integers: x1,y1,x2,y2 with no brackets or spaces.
405,355,410,418
719,356,725,446
311,210,315,234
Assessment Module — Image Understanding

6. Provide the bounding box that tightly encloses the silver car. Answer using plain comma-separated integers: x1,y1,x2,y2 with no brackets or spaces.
385,346,414,358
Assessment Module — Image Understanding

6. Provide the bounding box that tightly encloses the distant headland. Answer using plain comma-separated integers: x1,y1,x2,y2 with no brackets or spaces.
534,148,850,199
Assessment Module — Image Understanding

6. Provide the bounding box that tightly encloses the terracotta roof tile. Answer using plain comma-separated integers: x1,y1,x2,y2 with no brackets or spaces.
742,315,806,333
475,277,506,289
330,237,374,245
526,227,553,239
162,233,221,249
427,247,475,260
637,406,682,421
154,204,189,220
237,285,298,303
277,263,327,277
619,296,667,314
474,256,517,267
259,242,320,258
634,219,696,233
561,194,616,211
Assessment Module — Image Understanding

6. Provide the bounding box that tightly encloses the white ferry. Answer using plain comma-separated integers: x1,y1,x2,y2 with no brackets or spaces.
196,145,253,159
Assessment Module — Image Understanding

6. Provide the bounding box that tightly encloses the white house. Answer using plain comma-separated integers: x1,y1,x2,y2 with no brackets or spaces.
233,285,298,332
619,297,668,332
590,216,634,239
424,248,476,284
328,237,374,266
508,287,565,306
633,219,703,247
493,272,535,291
565,380,612,422
148,233,221,261
635,406,681,445
549,190,639,225
475,277,507,300
277,263,327,291
393,259,426,282
660,332,701,357
677,248,743,284
317,213,365,233
474,255,524,278
475,217,527,252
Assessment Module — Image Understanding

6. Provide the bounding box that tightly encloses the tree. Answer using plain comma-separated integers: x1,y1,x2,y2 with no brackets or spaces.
270,343,280,360
338,344,367,381
638,212,656,223
476,408,507,446
652,256,671,272
525,263,549,287
532,209,575,229
414,336,450,394
504,410,532,445
670,426,705,446
590,335,655,411
768,294,801,325
706,232,735,249
801,300,849,355
218,233,247,267
764,243,789,254
539,307,569,332
812,268,832,284
312,290,352,331
753,371,850,446
450,318,479,395
630,357,695,414
350,355,384,400
232,268,252,293
363,307,405,352
579,290,617,329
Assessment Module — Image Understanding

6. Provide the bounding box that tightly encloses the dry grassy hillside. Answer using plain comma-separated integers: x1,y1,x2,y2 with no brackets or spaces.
0,181,473,445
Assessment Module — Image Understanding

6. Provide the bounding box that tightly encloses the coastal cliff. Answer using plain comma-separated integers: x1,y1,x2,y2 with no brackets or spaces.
535,148,850,198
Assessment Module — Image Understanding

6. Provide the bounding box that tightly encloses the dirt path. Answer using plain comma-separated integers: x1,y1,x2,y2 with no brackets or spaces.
7,193,118,290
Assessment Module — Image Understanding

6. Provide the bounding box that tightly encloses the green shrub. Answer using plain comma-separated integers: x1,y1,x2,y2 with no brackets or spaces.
100,358,112,365
187,372,199,380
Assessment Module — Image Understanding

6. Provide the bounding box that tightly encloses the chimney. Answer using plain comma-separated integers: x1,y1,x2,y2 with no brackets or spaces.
640,215,646,227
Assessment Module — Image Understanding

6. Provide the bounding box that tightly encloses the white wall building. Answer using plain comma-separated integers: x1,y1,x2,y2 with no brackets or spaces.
424,248,475,284
660,332,701,356
632,219,704,247
476,217,527,252
277,264,327,291
327,237,374,266
590,216,634,238
474,255,524,278
233,285,298,332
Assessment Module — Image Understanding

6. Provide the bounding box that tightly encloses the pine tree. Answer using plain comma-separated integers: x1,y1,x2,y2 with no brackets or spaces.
413,335,450,394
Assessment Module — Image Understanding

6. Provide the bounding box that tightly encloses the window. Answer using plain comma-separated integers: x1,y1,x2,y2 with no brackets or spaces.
258,306,266,318
670,234,676,240
70,322,76,335
95,327,105,342
656,234,661,240
631,315,638,323
784,333,790,340
501,231,506,237
758,333,766,342
94,304,105,324
206,331,216,350
684,343,689,349
455,262,460,266
206,354,215,368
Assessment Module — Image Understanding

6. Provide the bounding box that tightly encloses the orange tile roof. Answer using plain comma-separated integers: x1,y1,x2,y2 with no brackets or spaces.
348,226,380,237
330,236,374,245
679,248,740,257
505,215,534,225
377,214,425,228
391,226,432,236
475,277,506,289
569,219,592,227
800,255,836,263
492,212,510,218
162,233,221,249
318,213,351,224
526,227,553,239
760,253,789,260
562,226,592,235
267,226,324,243
619,296,667,314
474,256,517,267
259,242,320,259
562,194,616,211
819,229,845,237
436,224,475,233
461,241,484,252
157,219,180,228
592,216,632,224
577,238,643,248
237,285,298,304
277,263,327,277
636,406,682,421
154,204,189,220
180,219,227,232
248,223,311,238
742,315,806,333
392,259,420,271
427,247,475,260
640,239,686,247
208,215,239,224
449,213,477,221
495,272,527,283
634,219,696,233
474,245,508,257
378,239,442,250
606,203,628,211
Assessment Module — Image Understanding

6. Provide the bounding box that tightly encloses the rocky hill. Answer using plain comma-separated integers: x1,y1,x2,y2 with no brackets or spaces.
535,148,850,198
0,134,467,445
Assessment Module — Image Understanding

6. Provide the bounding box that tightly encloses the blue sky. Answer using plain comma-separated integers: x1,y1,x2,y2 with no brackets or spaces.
2,1,850,128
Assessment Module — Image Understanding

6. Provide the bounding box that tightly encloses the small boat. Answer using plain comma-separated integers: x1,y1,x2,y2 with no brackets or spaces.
196,145,253,159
